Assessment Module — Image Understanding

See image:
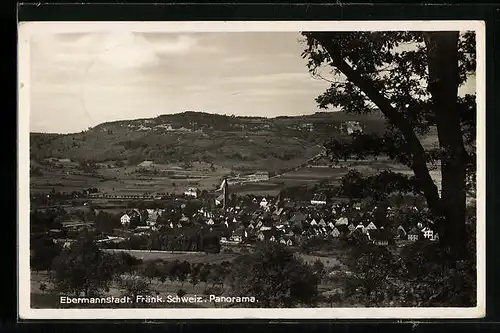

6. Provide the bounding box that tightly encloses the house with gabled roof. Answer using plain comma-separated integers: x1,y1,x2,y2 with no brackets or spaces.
355,222,365,233
120,214,131,226
330,227,341,238
274,207,284,216
348,227,367,241
397,225,407,236
408,227,420,241
421,227,434,239
393,225,407,240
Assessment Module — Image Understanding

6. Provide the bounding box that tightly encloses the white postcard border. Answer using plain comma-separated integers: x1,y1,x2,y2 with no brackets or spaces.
18,20,486,320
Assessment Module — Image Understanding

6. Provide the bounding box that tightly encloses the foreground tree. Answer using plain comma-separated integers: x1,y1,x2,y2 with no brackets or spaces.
343,241,476,307
228,243,318,307
31,235,62,271
301,31,476,259
119,273,151,301
52,231,117,296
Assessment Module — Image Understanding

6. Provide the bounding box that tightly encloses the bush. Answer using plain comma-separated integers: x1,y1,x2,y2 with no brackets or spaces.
342,241,476,307
119,273,151,299
228,243,319,307
177,289,187,298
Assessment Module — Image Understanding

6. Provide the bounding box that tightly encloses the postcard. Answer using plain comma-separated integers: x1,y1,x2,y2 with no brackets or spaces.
18,20,485,319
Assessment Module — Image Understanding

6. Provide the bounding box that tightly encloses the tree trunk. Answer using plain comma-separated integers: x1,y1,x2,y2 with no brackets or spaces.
424,31,468,260
309,32,471,260
310,32,442,218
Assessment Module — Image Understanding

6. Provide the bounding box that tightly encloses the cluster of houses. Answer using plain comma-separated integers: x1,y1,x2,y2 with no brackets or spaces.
114,193,439,249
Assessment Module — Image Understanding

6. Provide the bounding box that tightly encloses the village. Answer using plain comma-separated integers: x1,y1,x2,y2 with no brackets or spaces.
39,175,440,255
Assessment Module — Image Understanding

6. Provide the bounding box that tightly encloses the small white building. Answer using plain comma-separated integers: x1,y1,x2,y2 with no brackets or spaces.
260,198,268,208
120,214,131,226
138,160,154,168
184,187,199,198
422,227,434,239
311,195,327,205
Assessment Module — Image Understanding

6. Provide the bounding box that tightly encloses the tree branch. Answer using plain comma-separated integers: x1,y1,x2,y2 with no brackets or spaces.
309,32,442,214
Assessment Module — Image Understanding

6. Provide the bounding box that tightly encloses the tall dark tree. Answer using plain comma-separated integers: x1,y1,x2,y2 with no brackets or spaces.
31,236,62,271
228,242,318,307
51,231,117,296
301,31,476,259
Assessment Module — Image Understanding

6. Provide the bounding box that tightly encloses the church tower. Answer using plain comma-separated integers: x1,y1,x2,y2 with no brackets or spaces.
222,178,229,209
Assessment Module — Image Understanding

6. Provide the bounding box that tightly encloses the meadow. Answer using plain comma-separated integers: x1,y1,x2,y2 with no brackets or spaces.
102,249,240,264
30,247,350,309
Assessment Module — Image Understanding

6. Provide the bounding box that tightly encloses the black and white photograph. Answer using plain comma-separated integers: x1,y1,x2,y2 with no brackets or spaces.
18,21,485,319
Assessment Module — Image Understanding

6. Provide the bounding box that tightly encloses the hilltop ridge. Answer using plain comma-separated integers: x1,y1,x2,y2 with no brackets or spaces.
30,110,388,172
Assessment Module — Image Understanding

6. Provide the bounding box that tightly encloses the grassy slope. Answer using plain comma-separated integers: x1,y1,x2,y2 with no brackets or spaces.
29,111,388,171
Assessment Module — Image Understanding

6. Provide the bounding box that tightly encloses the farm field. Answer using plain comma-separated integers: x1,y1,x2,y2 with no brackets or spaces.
30,170,103,194
30,246,351,309
30,161,231,195
103,249,240,264
30,271,214,308
104,248,347,271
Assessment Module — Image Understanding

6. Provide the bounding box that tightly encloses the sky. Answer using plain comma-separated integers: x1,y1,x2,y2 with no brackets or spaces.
29,31,334,134
28,30,477,134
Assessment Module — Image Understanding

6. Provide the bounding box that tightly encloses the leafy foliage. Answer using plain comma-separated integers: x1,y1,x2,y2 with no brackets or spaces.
31,236,62,271
51,231,117,296
301,31,476,257
344,241,476,307
228,242,318,307
119,273,151,299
